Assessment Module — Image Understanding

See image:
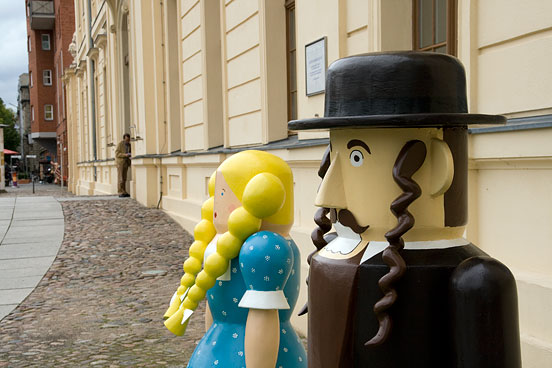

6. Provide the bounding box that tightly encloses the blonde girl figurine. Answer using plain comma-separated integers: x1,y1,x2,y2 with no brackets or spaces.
164,150,307,368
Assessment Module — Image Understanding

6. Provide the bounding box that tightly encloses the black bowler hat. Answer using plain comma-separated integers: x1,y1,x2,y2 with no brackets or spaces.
289,51,505,130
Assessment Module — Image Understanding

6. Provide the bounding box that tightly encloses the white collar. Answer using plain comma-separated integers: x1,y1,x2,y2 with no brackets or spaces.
360,238,469,264
324,221,362,255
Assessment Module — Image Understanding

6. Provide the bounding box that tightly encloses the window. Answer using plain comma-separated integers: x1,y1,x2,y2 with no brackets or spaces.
43,70,52,86
31,105,35,121
30,71,33,87
41,34,51,50
45,105,54,120
28,36,31,52
286,0,297,121
413,0,457,55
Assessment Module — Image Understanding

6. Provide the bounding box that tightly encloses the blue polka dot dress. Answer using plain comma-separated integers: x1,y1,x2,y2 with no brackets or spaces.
187,231,307,368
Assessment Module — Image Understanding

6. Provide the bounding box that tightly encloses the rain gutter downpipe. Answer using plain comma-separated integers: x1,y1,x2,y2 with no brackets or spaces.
87,0,98,180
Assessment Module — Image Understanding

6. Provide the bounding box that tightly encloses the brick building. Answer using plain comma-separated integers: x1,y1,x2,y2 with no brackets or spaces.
25,0,74,181
17,73,47,176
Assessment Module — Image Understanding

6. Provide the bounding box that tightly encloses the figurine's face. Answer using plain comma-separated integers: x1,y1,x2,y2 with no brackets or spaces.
316,128,461,241
213,170,242,233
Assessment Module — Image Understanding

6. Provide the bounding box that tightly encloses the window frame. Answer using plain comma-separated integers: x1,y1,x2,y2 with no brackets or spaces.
44,104,54,121
43,70,53,86
285,0,297,121
41,34,51,50
412,0,457,56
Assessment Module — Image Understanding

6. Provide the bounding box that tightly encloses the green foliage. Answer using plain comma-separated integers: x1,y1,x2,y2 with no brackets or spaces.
0,98,21,151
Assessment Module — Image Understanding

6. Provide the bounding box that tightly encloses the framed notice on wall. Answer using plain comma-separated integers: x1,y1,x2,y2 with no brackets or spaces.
305,37,327,96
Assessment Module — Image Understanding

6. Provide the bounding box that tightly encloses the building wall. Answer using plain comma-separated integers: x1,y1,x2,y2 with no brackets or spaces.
26,0,75,180
459,1,552,365
27,24,56,135
17,73,45,174
65,1,552,365
0,129,4,191
54,0,76,181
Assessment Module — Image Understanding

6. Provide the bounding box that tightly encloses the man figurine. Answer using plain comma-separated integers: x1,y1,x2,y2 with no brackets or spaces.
115,133,131,198
289,52,521,368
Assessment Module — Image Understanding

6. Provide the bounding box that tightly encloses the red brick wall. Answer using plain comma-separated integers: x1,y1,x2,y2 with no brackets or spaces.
26,0,74,178
27,20,56,134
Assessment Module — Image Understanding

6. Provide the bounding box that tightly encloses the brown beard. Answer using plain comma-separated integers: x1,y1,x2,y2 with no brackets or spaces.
334,208,369,234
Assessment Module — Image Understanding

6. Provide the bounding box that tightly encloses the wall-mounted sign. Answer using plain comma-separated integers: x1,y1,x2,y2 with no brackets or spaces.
305,37,327,96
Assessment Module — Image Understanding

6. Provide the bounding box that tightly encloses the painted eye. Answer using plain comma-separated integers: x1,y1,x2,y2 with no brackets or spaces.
349,150,364,167
221,192,224,196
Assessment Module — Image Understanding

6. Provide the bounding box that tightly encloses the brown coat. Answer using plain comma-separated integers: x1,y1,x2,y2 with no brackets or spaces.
115,140,131,166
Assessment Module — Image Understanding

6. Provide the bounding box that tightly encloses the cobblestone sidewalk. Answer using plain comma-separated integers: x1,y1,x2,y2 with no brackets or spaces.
0,198,205,367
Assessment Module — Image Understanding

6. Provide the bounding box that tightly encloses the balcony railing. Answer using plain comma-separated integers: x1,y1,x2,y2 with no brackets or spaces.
30,0,55,30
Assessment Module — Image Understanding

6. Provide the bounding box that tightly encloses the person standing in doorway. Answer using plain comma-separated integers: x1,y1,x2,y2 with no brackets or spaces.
115,133,131,198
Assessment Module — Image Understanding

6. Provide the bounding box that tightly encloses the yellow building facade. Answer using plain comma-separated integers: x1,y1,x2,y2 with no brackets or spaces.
65,1,552,365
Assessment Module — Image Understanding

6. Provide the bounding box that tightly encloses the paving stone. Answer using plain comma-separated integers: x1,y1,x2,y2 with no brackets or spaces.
0,275,42,289
0,243,60,260
10,218,64,227
0,288,35,305
0,304,19,320
0,188,204,366
141,270,167,277
0,256,56,270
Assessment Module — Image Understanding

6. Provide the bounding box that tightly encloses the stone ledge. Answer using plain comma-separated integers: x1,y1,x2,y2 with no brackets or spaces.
521,334,552,368
470,114,552,134
515,270,552,349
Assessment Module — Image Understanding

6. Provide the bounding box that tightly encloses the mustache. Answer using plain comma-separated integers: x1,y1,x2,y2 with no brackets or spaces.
329,208,369,234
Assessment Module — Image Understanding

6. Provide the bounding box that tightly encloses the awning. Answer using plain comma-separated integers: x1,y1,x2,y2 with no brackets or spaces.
4,149,19,155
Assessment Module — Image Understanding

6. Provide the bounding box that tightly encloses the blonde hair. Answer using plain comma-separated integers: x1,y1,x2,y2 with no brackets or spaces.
164,150,293,335
163,172,217,319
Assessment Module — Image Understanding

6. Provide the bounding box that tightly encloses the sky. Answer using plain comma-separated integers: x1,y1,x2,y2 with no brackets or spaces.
0,1,28,112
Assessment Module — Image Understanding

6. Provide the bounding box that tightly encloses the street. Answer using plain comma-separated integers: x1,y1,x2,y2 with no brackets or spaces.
0,184,205,367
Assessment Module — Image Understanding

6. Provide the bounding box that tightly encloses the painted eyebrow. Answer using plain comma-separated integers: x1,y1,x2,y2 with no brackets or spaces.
347,139,371,154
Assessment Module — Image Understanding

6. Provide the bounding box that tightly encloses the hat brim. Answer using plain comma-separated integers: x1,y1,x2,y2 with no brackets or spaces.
288,113,506,131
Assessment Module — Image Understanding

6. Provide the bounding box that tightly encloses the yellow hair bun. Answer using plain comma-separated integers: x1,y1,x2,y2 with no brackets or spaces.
201,197,214,221
228,207,262,240
195,271,216,290
188,240,206,259
217,232,243,259
194,219,216,242
180,273,195,287
187,284,207,302
184,257,202,274
208,171,216,197
242,173,285,219
204,252,229,276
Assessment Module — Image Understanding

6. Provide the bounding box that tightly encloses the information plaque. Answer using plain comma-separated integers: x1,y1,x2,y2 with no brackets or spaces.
305,37,327,96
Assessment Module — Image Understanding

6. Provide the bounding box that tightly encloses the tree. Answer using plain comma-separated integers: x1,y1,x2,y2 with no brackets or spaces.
0,98,21,151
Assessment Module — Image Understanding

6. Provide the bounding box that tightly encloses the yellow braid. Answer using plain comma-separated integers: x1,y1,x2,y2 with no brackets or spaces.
163,172,216,319
165,151,292,336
